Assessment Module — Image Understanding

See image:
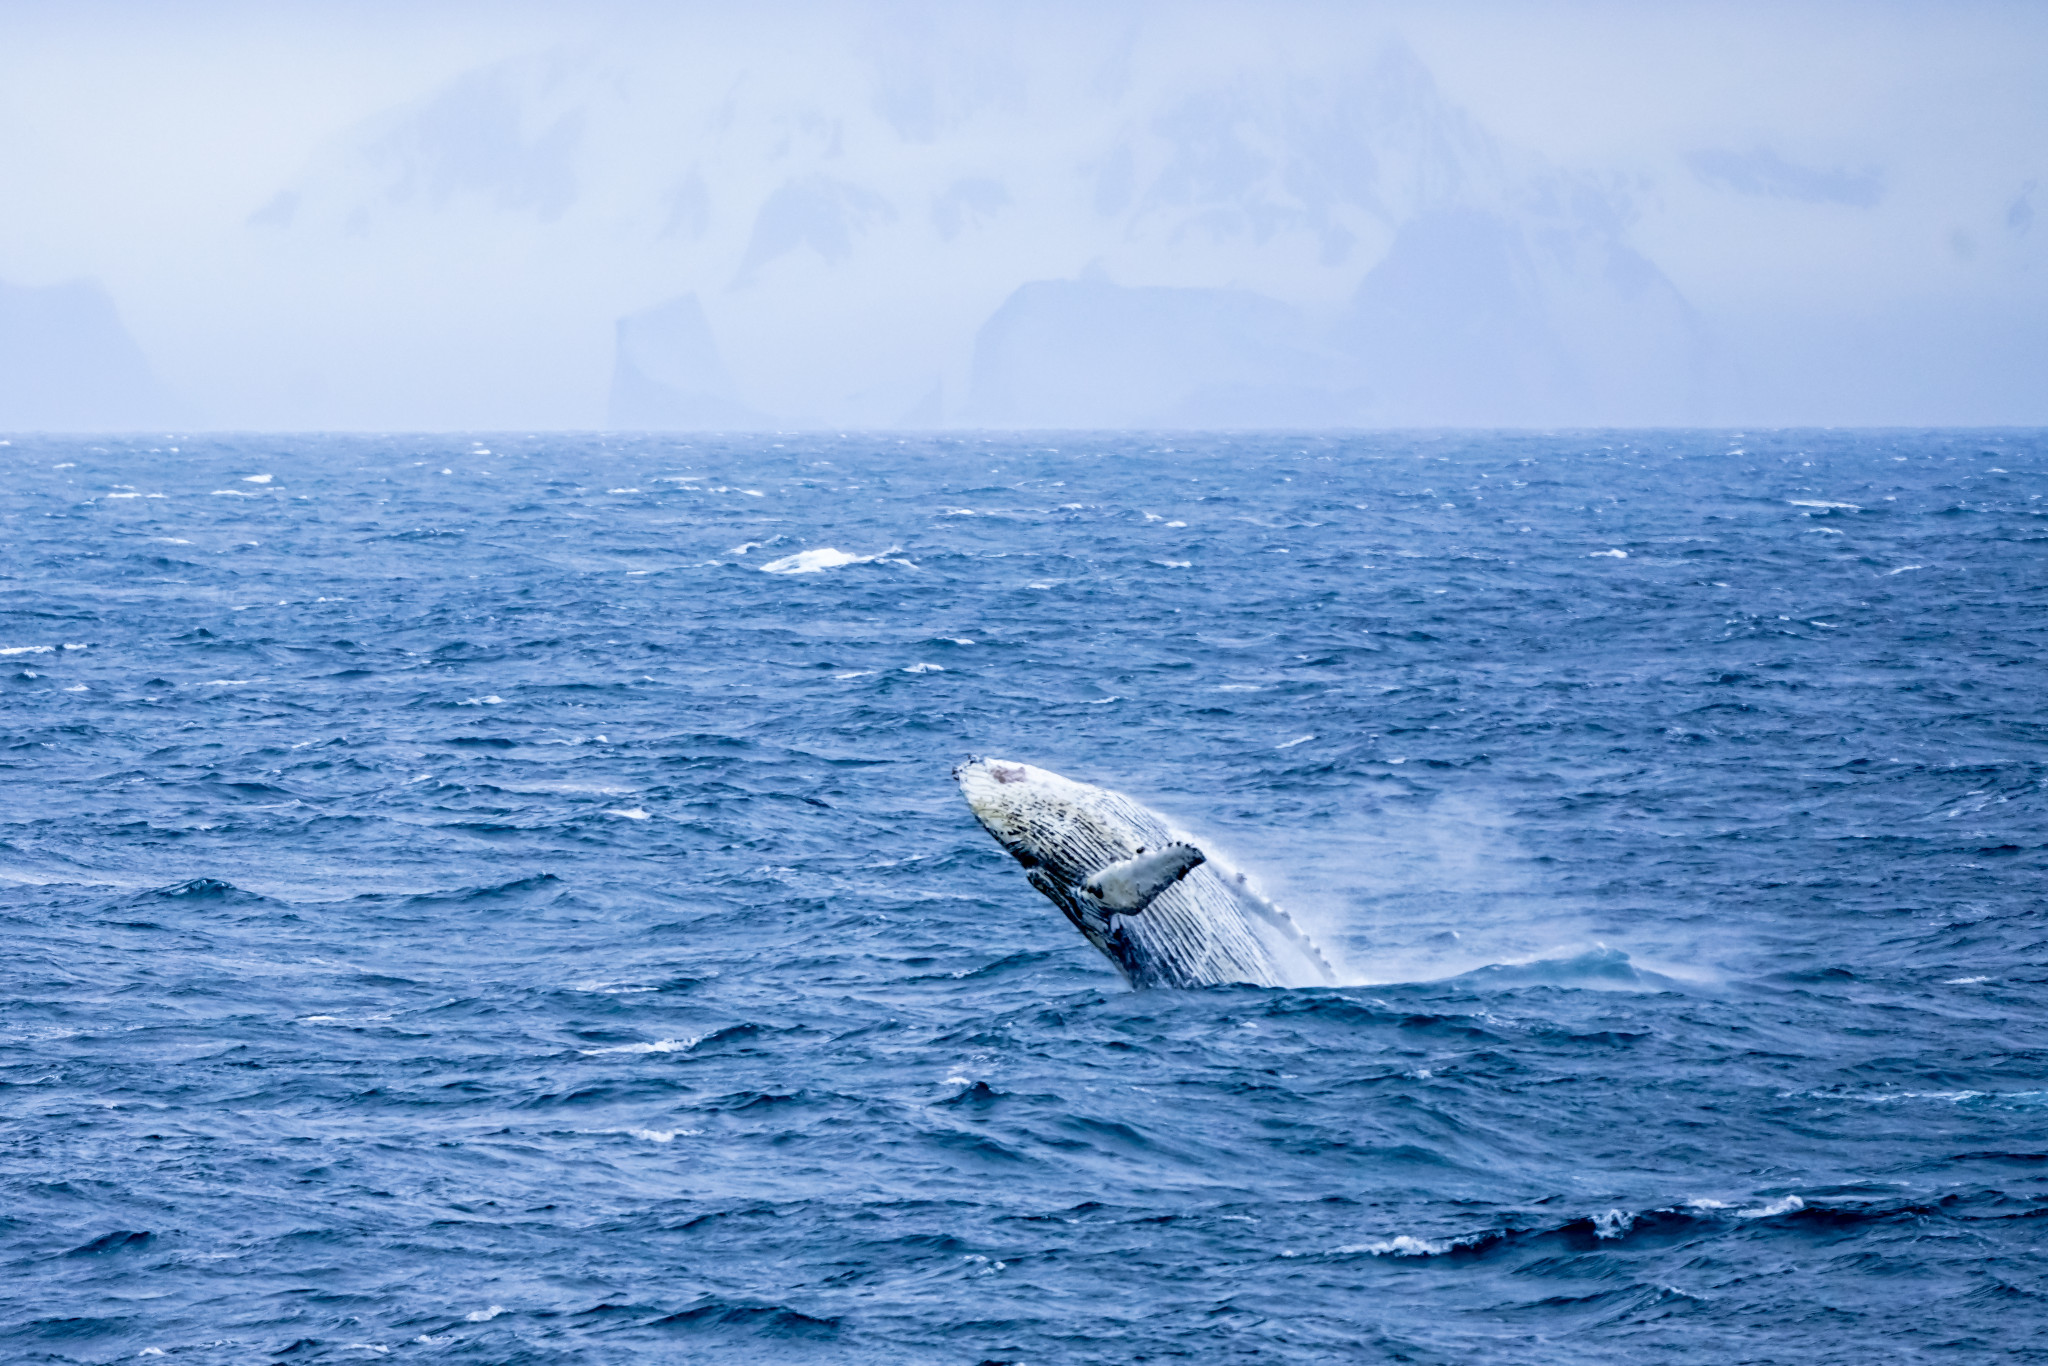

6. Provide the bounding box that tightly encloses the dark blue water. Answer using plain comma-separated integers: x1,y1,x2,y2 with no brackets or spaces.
3,430,2044,1364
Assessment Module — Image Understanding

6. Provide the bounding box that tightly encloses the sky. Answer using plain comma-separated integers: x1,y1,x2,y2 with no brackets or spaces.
0,0,2042,430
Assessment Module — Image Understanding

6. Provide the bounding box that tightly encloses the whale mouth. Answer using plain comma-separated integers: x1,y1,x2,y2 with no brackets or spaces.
954,754,1030,786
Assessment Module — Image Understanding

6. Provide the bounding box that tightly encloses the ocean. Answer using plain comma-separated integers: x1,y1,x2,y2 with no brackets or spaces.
2,429,2043,1363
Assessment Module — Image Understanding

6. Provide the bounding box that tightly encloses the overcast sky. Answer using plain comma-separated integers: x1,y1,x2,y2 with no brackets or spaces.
1,0,2042,430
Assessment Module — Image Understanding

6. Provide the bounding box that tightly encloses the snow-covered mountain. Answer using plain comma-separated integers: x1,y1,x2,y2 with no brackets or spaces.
3,4,2038,429
219,22,1715,428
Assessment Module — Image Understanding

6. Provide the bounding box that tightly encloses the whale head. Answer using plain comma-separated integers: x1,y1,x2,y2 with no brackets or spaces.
953,755,1127,875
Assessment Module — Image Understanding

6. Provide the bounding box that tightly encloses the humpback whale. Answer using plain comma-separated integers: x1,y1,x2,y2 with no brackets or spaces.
954,757,1335,989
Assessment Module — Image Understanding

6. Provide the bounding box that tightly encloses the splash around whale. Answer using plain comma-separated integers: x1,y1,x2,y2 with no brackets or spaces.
954,757,1335,989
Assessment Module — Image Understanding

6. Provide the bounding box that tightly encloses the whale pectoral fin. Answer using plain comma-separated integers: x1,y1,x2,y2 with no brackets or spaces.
1080,842,1206,915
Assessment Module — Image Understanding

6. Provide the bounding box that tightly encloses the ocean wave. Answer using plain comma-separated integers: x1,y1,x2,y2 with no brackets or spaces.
1285,1193,1825,1264
10,429,2044,1361
758,545,900,574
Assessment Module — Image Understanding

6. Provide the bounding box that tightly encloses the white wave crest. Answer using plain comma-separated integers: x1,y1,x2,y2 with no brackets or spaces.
578,1037,700,1055
760,545,898,574
1736,1195,1804,1218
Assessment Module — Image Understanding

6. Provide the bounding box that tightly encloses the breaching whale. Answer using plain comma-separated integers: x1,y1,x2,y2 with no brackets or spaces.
954,757,1335,989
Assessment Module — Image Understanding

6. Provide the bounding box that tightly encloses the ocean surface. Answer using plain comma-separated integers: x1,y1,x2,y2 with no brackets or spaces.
2,429,2044,1364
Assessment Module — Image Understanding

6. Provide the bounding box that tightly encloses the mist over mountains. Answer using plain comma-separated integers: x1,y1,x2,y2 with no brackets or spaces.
1,2,2041,430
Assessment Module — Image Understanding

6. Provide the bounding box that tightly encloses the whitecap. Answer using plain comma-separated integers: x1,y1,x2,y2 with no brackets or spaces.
606,807,651,820
1735,1195,1803,1218
728,541,762,555
62,684,87,692
1589,548,1628,558
210,489,259,497
1886,565,1924,575
579,1037,699,1055
465,1306,506,1323
1945,976,1989,985
241,473,272,484
608,487,641,494
1348,1235,1458,1257
1295,1234,1459,1258
1789,499,1859,509
942,637,975,645
833,670,874,680
629,1129,678,1142
1218,684,1262,692
203,679,251,686
903,662,944,673
1156,559,1192,568
1165,520,1186,528
150,537,192,545
760,546,894,574
1276,734,1315,749
0,645,53,656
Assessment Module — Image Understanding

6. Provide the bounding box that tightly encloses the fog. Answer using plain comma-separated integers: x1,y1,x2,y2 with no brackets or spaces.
2,0,2042,430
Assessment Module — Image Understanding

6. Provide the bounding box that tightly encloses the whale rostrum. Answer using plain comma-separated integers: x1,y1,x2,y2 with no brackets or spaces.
954,756,1336,990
